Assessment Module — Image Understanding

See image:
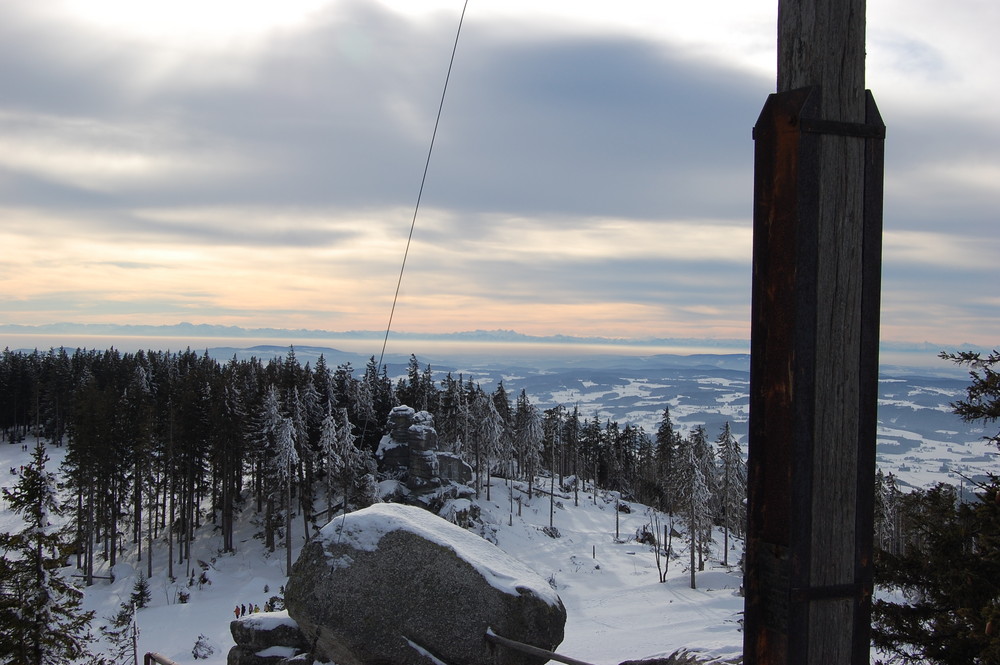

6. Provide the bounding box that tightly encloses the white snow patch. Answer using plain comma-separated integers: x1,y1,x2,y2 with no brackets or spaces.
375,434,404,458
715,393,745,405
696,377,748,388
548,388,607,403
257,646,297,658
238,609,298,630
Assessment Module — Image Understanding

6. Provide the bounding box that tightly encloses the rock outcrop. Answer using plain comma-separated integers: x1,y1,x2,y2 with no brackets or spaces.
376,405,472,491
227,611,310,665
285,503,566,665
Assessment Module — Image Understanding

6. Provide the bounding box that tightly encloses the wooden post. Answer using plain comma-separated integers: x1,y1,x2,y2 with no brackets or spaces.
744,0,884,663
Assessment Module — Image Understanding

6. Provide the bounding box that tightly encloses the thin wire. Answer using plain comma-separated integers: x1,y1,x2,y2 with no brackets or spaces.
335,1,469,534
376,0,470,373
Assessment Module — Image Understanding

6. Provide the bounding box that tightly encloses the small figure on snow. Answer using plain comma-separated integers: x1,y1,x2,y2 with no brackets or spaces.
240,604,246,617
234,605,240,619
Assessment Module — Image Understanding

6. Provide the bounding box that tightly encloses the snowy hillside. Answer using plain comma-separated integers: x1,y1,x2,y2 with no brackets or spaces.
2,348,993,664
0,442,744,665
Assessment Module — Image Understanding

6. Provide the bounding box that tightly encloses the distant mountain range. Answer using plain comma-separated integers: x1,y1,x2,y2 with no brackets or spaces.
0,321,971,355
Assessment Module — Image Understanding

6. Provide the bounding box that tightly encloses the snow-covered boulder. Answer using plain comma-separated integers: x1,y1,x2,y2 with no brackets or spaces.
227,610,310,665
285,503,566,665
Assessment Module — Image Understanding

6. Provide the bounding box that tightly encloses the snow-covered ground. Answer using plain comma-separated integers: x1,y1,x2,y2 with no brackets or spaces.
0,442,743,665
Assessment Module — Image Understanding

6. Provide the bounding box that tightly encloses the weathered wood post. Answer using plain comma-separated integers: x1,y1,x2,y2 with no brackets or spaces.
744,0,885,663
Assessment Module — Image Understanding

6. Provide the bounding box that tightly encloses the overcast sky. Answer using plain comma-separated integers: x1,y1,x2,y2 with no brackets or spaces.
1,0,997,346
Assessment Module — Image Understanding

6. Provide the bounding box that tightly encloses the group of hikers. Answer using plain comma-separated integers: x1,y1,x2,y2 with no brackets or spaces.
234,599,280,618
234,603,260,618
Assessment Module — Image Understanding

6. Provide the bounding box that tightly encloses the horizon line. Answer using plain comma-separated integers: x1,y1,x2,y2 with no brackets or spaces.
0,320,988,354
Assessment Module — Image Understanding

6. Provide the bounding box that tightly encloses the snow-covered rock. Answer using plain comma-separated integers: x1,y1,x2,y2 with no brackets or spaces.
228,611,310,665
285,503,566,665
375,405,472,491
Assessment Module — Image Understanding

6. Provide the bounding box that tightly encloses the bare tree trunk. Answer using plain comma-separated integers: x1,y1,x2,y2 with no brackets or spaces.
168,473,175,581
689,500,697,590
300,465,310,545
75,493,83,570
109,485,118,568
265,495,275,552
664,522,671,576
85,485,94,586
134,462,142,557
573,446,579,507
286,466,293,574
147,493,154,579
549,443,555,529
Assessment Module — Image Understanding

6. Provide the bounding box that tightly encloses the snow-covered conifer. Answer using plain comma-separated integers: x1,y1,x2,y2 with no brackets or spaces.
715,421,746,566
0,441,98,664
673,430,713,589
130,572,151,609
655,406,682,513
513,390,543,497
874,469,901,554
472,388,505,499
325,408,375,515
192,633,215,659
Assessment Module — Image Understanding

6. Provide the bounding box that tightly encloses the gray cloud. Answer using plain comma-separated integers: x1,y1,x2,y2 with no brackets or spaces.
3,2,768,217
0,1,996,345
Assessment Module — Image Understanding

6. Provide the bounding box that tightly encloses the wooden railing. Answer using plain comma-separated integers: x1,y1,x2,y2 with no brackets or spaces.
486,628,597,665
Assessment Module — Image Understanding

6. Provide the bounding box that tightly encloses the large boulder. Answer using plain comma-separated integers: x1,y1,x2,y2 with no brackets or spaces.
227,611,310,665
285,503,566,665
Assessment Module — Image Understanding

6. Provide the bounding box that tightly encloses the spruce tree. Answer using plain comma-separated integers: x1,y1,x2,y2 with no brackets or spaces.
939,349,1000,447
872,349,1000,664
874,469,903,554
318,410,340,514
0,441,98,664
436,372,463,449
689,425,716,571
654,407,681,513
130,572,151,609
274,416,299,573
673,430,713,589
873,482,1000,664
325,408,376,516
513,390,543,497
255,384,285,552
473,389,504,500
715,421,746,566
100,602,138,665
